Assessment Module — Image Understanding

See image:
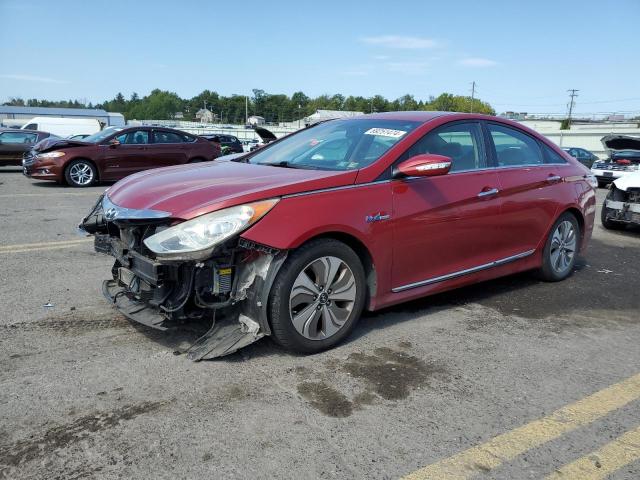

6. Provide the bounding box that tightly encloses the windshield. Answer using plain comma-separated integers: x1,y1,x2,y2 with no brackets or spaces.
246,119,421,170
81,126,123,144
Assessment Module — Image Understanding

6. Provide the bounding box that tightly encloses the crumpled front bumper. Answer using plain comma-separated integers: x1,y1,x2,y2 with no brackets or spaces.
97,235,287,361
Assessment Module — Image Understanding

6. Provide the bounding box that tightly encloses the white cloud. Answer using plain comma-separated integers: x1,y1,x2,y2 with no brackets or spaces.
0,74,69,84
360,35,437,49
458,58,497,67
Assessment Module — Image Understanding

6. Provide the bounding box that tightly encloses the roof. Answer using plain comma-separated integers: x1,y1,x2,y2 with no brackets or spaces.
0,106,112,117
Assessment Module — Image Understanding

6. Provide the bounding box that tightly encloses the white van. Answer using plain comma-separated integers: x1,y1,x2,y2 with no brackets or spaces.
21,117,101,137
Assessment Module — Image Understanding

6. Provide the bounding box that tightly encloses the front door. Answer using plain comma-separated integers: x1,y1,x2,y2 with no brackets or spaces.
391,121,502,291
102,129,150,180
146,129,189,167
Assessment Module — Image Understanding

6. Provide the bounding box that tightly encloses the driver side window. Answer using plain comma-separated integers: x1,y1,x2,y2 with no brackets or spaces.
400,122,486,172
116,130,149,145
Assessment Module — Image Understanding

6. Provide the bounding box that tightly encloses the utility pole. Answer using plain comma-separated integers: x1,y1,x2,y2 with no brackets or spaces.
567,89,579,127
470,81,476,113
245,96,248,125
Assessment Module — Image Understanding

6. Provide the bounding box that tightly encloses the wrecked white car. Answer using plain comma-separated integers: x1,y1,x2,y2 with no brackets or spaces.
601,172,640,229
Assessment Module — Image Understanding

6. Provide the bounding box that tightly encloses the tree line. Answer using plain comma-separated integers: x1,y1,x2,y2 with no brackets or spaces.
3,88,495,123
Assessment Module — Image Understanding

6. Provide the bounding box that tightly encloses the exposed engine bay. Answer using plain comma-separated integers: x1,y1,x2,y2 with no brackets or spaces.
80,194,287,360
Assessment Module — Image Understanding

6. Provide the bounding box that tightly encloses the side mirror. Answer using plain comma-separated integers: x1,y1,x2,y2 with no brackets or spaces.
394,154,452,178
108,138,120,147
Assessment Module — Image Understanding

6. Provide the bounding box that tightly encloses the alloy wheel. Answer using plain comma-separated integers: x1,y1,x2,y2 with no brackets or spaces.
289,256,357,340
550,220,577,274
69,163,94,186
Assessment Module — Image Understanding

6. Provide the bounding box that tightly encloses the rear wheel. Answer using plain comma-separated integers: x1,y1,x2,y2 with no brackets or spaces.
537,212,580,282
268,239,366,353
65,159,97,187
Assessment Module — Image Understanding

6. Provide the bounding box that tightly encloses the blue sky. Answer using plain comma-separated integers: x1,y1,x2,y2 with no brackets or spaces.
0,0,637,115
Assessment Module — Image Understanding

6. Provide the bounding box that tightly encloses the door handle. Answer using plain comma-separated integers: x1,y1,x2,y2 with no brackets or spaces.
546,175,562,183
477,187,499,198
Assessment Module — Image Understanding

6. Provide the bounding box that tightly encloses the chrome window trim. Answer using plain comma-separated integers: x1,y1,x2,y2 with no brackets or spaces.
391,249,536,293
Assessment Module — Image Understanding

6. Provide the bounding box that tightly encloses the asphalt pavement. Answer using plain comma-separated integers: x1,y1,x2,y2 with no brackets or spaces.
1,167,639,480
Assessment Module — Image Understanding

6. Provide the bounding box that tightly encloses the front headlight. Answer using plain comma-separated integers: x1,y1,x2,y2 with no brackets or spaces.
144,199,279,258
37,151,65,159
585,173,598,189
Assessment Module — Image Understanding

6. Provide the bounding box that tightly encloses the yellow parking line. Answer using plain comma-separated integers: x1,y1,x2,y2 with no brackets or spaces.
402,373,640,480
0,238,92,254
546,425,640,479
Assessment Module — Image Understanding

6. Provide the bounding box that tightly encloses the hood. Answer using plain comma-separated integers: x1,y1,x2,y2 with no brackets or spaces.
106,160,357,220
254,127,277,143
34,137,90,152
612,171,640,191
601,135,640,152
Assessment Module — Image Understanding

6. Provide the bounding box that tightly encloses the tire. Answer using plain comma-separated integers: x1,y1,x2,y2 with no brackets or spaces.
600,201,625,231
64,159,97,187
268,238,366,354
537,212,580,282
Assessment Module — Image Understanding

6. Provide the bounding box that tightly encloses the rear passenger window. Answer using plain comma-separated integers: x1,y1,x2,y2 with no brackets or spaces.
153,131,185,144
401,122,486,172
488,123,543,167
542,144,568,164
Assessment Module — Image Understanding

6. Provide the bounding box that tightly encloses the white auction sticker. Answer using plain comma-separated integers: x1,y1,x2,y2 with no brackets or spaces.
364,128,407,138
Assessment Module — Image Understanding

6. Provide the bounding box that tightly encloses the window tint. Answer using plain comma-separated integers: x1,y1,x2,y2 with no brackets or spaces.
488,123,543,167
401,122,485,172
153,131,185,144
116,130,149,145
542,144,568,164
23,123,37,130
0,131,38,144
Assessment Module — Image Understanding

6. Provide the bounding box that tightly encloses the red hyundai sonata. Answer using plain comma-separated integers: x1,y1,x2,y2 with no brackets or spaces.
80,112,597,360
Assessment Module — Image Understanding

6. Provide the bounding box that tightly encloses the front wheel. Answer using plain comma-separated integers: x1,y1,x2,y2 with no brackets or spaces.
65,159,97,187
537,213,580,282
268,239,366,353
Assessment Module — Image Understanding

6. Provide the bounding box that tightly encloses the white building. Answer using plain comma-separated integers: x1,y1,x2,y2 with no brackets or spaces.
247,115,265,126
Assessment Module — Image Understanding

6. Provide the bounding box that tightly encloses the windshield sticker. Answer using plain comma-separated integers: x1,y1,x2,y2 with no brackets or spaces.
364,128,407,138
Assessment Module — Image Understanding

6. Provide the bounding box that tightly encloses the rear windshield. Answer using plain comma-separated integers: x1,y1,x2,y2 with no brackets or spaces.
246,119,421,171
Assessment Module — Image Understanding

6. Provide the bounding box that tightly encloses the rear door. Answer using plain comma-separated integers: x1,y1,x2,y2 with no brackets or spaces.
102,129,151,179
0,131,38,165
148,129,189,166
485,122,566,258
391,121,502,290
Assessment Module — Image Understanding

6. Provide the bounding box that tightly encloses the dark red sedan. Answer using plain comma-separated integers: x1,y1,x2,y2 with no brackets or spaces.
24,126,220,187
80,112,596,360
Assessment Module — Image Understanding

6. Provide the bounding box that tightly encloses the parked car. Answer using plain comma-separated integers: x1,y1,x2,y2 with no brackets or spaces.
562,147,598,168
23,125,220,187
249,127,277,151
80,112,596,360
601,171,640,230
591,135,640,187
22,117,101,137
0,129,58,166
68,134,91,141
200,134,244,155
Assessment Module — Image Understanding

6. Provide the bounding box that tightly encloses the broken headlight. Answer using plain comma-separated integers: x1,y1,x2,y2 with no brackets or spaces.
144,199,278,259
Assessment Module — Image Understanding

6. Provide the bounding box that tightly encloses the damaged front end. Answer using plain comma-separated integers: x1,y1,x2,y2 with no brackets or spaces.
80,194,286,360
603,181,640,226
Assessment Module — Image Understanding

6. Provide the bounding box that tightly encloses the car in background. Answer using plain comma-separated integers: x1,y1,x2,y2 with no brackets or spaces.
80,112,596,359
68,134,91,141
601,171,640,230
23,125,220,187
249,127,277,151
200,134,244,155
591,135,640,187
562,147,598,168
0,129,58,166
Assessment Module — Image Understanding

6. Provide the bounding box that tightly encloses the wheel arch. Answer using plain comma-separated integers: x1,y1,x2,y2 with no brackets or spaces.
295,231,378,310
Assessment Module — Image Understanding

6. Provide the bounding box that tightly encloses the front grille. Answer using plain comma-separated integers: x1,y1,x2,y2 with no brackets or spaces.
594,162,637,172
22,150,37,167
